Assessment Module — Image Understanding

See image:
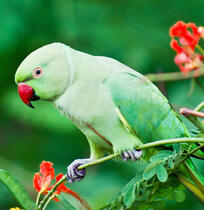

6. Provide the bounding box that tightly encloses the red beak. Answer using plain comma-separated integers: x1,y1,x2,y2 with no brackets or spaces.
17,83,40,108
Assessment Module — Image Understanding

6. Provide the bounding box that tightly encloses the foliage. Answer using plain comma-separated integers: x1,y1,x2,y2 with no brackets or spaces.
100,146,187,210
0,169,36,209
101,133,204,210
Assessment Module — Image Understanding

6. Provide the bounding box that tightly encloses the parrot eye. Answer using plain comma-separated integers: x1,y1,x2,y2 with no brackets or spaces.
33,67,44,78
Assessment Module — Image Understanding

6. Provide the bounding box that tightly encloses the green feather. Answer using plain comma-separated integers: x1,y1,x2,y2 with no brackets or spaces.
105,72,189,142
105,72,204,159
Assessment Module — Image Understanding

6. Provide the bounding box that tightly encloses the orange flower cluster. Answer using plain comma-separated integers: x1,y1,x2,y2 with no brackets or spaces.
170,21,204,73
33,161,90,209
33,161,55,194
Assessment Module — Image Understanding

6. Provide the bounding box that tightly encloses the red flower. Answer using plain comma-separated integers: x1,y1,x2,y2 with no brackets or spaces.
170,21,200,50
169,21,204,73
33,161,91,209
33,161,55,193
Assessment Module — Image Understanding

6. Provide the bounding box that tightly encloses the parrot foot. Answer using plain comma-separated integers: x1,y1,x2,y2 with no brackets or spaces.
121,149,142,161
66,158,92,183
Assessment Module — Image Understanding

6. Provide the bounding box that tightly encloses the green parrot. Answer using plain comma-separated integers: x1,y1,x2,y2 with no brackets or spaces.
15,43,204,202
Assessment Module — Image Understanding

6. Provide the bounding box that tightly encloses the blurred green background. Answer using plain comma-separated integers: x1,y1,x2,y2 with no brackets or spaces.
0,0,204,209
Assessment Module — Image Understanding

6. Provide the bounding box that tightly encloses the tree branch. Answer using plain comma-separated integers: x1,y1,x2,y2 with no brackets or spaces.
180,108,204,118
180,101,204,132
38,137,204,209
195,101,204,112
178,144,204,167
146,66,204,82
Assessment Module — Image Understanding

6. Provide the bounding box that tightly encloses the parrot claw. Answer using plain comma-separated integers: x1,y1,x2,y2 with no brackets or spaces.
121,148,142,161
66,158,91,183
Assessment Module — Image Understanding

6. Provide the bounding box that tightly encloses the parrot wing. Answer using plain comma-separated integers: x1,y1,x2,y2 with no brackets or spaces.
104,71,204,159
104,71,189,143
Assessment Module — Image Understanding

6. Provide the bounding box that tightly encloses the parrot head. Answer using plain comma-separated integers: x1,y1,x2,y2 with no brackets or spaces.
15,43,70,108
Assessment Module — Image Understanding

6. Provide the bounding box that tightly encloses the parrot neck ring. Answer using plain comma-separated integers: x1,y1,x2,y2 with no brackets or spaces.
17,83,40,108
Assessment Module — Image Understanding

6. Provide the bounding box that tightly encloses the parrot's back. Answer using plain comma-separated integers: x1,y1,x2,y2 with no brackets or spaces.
105,71,189,143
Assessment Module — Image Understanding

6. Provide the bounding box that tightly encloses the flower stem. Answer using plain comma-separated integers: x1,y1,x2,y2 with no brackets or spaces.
38,177,66,209
146,66,204,82
196,44,204,55
42,195,54,210
38,137,204,209
36,192,42,206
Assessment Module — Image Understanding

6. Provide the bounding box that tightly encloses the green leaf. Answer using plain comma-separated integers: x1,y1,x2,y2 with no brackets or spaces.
173,190,186,202
98,204,110,210
58,193,78,210
173,143,181,154
157,150,174,156
123,184,136,207
151,176,186,202
150,153,171,162
156,164,168,182
167,158,174,169
122,175,143,207
136,200,166,210
0,169,37,209
122,175,143,194
143,162,158,180
104,194,124,210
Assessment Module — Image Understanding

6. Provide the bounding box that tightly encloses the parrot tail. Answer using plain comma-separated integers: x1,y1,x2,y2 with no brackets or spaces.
177,158,204,204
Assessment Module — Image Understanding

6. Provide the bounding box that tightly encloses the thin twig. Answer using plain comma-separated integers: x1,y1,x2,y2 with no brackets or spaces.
180,108,204,118
42,195,54,210
146,182,160,202
36,192,42,206
146,66,204,82
177,144,204,167
195,101,204,112
78,138,204,170
180,102,204,132
196,45,204,55
188,78,195,96
180,108,204,132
